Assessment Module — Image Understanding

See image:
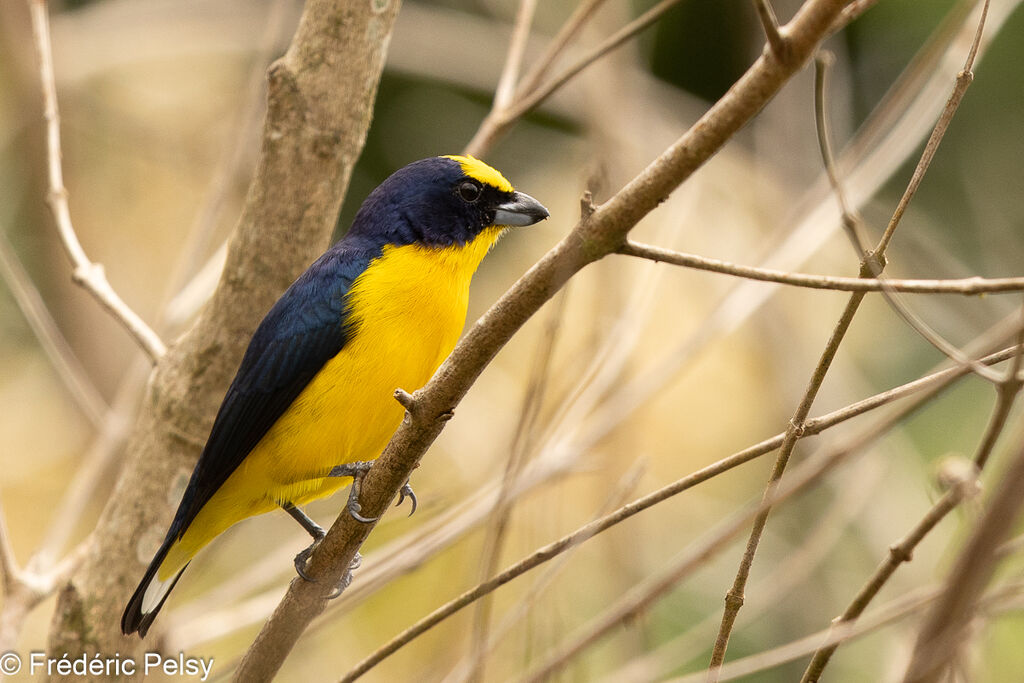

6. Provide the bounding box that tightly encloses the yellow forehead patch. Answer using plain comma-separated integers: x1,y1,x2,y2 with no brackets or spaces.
444,155,514,193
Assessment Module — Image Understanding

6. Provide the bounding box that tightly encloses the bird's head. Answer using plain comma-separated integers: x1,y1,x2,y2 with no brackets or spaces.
346,155,549,249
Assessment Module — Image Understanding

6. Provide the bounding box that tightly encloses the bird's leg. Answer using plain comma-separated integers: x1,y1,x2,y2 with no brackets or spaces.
282,503,325,581
283,503,363,593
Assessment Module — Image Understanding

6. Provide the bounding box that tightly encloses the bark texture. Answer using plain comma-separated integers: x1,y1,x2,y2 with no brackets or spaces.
46,0,402,676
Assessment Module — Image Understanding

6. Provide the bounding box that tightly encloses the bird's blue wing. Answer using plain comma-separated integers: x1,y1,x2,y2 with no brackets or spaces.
168,245,378,538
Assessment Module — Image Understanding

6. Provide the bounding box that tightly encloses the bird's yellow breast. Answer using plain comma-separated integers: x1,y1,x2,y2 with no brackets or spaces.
161,227,505,576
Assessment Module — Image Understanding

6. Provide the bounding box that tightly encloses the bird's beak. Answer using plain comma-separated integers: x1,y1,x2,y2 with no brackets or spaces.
494,191,550,227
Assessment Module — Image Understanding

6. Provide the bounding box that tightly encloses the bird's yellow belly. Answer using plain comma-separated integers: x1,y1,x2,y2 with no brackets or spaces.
160,236,500,577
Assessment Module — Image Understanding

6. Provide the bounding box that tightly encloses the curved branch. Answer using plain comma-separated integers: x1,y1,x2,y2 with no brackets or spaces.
233,1,853,679
28,0,166,362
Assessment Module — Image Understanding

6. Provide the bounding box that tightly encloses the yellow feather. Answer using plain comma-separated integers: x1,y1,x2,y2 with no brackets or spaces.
158,226,506,579
443,155,514,193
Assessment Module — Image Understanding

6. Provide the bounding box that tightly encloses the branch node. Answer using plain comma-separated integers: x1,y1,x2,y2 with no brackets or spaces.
754,0,790,62
888,543,913,564
936,455,981,500
723,589,745,610
580,190,595,220
394,388,416,411
860,251,886,278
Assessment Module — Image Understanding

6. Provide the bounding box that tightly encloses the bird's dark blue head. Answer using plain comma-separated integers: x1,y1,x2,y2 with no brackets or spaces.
344,156,549,249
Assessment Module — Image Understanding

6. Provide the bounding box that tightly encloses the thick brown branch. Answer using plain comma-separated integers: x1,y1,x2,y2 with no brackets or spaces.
45,0,401,673
231,5,885,677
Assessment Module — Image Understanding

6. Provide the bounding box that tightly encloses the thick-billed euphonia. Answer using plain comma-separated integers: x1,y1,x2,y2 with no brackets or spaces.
121,155,549,637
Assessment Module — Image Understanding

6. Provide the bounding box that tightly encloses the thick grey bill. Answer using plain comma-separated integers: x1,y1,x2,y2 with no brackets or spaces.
494,191,550,227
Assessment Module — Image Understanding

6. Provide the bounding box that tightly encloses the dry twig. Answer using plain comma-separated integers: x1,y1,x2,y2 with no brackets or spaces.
707,1,991,673
234,3,851,679
27,0,166,362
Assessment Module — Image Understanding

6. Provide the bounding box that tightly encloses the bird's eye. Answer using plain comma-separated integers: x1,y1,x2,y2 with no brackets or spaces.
458,181,482,203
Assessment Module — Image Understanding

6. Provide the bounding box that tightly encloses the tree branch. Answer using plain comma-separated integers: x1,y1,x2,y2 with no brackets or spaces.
708,1,991,671
618,240,1024,295
902,441,1024,681
27,0,166,362
45,0,402,671
235,0,850,678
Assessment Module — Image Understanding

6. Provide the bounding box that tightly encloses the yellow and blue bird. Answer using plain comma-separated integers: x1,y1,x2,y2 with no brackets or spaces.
121,155,548,637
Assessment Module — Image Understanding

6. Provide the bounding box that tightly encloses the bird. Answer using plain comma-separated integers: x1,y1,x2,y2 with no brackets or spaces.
121,155,549,637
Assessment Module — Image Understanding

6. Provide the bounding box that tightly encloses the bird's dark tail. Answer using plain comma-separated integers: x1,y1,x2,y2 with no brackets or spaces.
121,534,189,638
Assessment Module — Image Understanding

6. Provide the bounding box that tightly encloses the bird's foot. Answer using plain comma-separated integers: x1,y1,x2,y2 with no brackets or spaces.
326,552,363,599
328,460,378,523
293,543,362,599
293,540,319,582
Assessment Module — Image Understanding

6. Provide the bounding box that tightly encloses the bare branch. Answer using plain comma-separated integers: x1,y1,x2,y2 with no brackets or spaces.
814,26,1002,386
0,227,107,425
903,442,1024,681
709,2,992,670
236,3,851,678
618,240,1024,295
341,339,1019,681
875,0,989,254
27,0,166,362
514,0,610,98
813,50,869,253
492,0,538,111
46,0,402,669
465,0,686,156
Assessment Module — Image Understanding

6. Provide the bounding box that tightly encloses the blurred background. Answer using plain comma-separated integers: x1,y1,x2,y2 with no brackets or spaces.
2,0,1024,680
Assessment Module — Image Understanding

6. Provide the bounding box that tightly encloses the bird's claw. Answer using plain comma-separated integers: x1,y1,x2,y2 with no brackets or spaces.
328,461,380,523
348,499,378,524
396,481,418,517
295,544,362,600
326,552,362,599
293,542,318,582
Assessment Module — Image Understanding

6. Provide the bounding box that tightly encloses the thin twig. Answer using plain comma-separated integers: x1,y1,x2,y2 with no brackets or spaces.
0,227,107,425
813,30,1002,385
674,579,1024,683
753,0,788,59
514,0,610,98
27,0,166,361
709,1,991,671
465,291,564,683
492,0,538,111
465,0,686,156
523,392,926,683
503,0,685,125
338,340,1021,682
800,258,1011,682
602,454,885,683
813,51,868,254
874,0,988,255
903,443,1024,680
444,461,646,683
708,286,868,676
618,240,1024,295
599,0,1010,471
